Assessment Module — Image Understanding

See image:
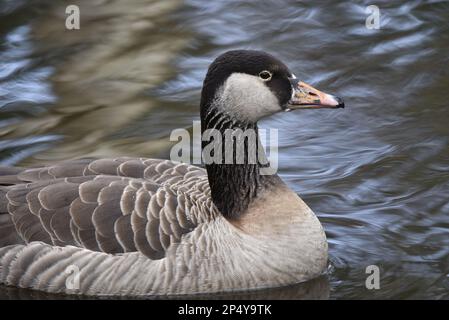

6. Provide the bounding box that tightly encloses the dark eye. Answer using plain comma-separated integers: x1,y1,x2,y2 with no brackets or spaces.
259,70,272,81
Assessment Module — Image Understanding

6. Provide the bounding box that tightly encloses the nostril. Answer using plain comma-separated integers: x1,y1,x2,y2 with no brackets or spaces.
308,92,318,97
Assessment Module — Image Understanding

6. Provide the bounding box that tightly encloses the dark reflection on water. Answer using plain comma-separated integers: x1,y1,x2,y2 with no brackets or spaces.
0,276,329,300
1,0,449,299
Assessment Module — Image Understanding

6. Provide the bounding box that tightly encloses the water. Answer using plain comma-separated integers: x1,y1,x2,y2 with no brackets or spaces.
0,0,448,299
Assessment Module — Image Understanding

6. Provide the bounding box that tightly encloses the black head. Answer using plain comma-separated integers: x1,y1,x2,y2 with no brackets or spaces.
200,50,343,129
200,50,294,124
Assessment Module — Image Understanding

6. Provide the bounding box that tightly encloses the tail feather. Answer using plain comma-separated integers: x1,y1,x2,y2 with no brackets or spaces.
0,166,23,175
1,180,24,246
0,214,24,246
0,166,24,185
0,187,7,212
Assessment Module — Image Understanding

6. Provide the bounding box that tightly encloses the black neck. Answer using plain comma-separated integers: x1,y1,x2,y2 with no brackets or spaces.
201,107,280,219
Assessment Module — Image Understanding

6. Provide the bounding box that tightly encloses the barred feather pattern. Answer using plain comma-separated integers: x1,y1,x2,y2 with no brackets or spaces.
0,157,327,296
0,158,222,295
1,158,215,258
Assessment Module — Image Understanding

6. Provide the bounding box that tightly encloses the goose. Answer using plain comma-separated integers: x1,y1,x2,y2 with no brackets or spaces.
0,50,344,296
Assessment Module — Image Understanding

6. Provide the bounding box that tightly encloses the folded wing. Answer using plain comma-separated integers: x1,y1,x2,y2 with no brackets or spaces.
0,158,217,260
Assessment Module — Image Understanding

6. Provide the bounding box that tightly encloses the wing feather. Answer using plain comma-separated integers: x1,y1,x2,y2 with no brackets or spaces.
1,158,217,261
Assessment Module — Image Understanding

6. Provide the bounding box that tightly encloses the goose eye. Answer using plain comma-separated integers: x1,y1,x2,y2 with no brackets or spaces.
259,70,272,81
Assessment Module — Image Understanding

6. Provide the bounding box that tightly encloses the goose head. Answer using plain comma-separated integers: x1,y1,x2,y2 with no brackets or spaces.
200,50,344,127
199,50,344,219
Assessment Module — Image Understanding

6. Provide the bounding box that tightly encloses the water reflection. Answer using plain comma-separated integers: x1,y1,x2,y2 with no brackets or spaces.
0,276,329,300
2,0,188,165
1,0,449,299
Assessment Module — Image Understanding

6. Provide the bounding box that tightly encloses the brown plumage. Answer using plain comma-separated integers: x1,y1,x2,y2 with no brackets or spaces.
0,157,211,259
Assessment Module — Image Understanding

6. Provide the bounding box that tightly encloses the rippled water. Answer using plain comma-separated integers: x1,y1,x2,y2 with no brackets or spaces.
1,0,448,299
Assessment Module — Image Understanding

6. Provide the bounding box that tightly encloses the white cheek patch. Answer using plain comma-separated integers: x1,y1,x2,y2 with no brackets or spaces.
214,73,281,122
